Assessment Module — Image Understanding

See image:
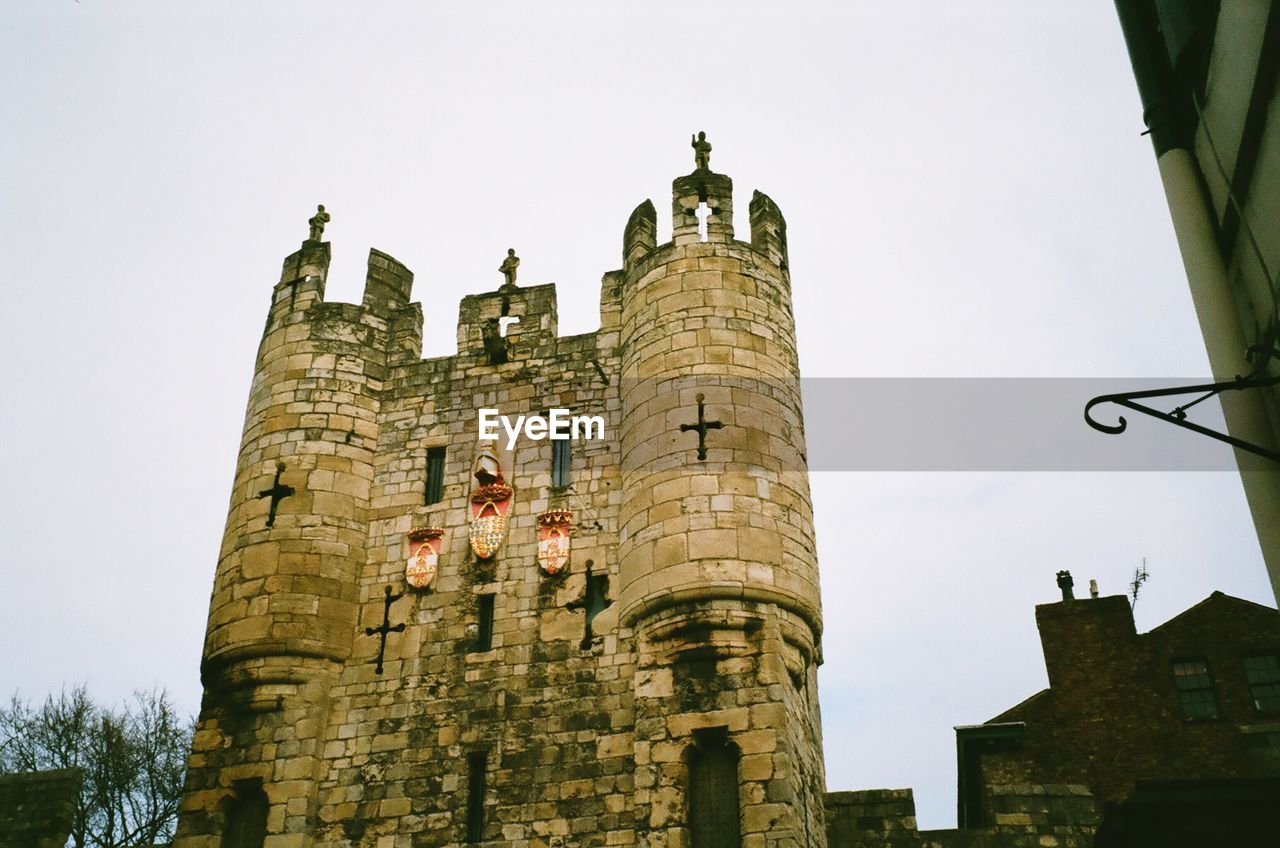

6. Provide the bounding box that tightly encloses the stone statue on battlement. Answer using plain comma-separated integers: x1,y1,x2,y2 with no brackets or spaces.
691,131,712,171
499,248,520,289
308,204,330,242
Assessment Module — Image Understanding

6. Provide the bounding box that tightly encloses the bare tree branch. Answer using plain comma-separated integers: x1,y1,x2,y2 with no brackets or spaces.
0,685,192,848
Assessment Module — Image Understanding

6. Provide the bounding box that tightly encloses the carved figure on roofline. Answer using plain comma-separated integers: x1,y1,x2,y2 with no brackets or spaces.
691,131,712,171
499,248,520,289
308,204,330,241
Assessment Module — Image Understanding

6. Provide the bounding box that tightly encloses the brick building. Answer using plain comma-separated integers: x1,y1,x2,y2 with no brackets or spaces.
958,582,1280,844
817,584,1280,847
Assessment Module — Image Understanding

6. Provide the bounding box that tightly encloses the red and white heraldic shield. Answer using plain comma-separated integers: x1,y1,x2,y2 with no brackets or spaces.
468,447,514,560
405,527,444,591
536,509,573,576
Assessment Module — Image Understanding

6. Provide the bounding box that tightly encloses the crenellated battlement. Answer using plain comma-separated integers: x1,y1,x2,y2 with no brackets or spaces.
749,188,789,270
267,241,597,372
624,169,790,277
623,199,657,267
267,164,789,380
456,283,559,366
362,248,414,312
269,242,418,333
672,169,734,244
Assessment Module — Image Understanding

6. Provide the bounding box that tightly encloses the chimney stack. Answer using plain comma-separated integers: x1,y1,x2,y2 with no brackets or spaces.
1089,579,1099,599
1056,570,1075,601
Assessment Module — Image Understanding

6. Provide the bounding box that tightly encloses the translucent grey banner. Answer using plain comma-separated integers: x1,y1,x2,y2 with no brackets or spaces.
799,378,1249,471
611,376,1273,470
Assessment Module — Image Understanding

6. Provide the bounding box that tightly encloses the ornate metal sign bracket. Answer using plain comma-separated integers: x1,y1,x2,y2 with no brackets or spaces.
1084,345,1280,465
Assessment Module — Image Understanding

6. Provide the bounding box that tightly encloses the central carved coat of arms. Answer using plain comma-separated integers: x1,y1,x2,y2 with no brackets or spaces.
468,447,514,559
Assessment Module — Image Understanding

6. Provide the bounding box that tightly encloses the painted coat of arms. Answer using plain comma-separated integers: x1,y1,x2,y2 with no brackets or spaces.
468,447,514,559
536,510,573,576
405,527,444,591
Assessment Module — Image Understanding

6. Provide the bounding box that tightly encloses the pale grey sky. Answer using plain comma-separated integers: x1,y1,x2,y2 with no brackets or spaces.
0,0,1273,829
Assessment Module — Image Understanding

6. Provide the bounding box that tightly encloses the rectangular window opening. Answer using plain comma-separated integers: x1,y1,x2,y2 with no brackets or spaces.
582,569,610,650
465,750,487,843
1245,654,1280,713
223,778,268,848
475,594,495,653
1172,658,1220,720
424,446,446,505
688,727,742,848
551,438,571,489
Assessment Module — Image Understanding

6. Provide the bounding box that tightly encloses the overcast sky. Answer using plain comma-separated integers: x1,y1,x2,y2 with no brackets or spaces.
1,0,1275,830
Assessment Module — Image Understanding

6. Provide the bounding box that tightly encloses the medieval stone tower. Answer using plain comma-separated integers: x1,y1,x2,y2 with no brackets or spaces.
175,140,826,848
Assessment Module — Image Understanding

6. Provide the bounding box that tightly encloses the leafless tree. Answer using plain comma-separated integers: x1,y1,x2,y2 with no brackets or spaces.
0,685,192,848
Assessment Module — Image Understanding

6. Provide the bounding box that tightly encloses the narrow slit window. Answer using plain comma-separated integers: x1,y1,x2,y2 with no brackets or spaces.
551,439,571,488
1245,655,1280,713
424,446,446,505
475,594,495,652
1172,658,1219,720
465,750,487,843
688,728,742,848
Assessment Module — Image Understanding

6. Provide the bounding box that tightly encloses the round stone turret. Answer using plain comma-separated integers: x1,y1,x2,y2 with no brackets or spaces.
617,169,819,650
201,240,411,700
616,164,826,846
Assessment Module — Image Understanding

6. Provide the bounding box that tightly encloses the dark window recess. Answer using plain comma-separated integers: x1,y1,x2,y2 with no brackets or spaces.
1244,729,1280,776
465,750,487,843
475,594,495,652
482,319,509,365
424,447,446,505
1245,655,1280,712
222,780,269,848
582,568,610,649
688,728,742,848
1172,659,1220,720
552,438,571,488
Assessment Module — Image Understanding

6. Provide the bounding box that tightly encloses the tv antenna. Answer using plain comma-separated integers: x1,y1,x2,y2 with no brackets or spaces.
1129,557,1150,611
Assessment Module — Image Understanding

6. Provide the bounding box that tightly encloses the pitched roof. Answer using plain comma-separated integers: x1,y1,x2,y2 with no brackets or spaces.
1145,591,1279,636
988,687,1050,724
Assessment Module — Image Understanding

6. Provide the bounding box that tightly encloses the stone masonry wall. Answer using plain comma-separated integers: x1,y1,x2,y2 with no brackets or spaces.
311,278,632,846
175,162,826,848
824,786,1097,848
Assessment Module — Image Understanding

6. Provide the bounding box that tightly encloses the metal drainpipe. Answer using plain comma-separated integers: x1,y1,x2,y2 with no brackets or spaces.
1115,0,1280,604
